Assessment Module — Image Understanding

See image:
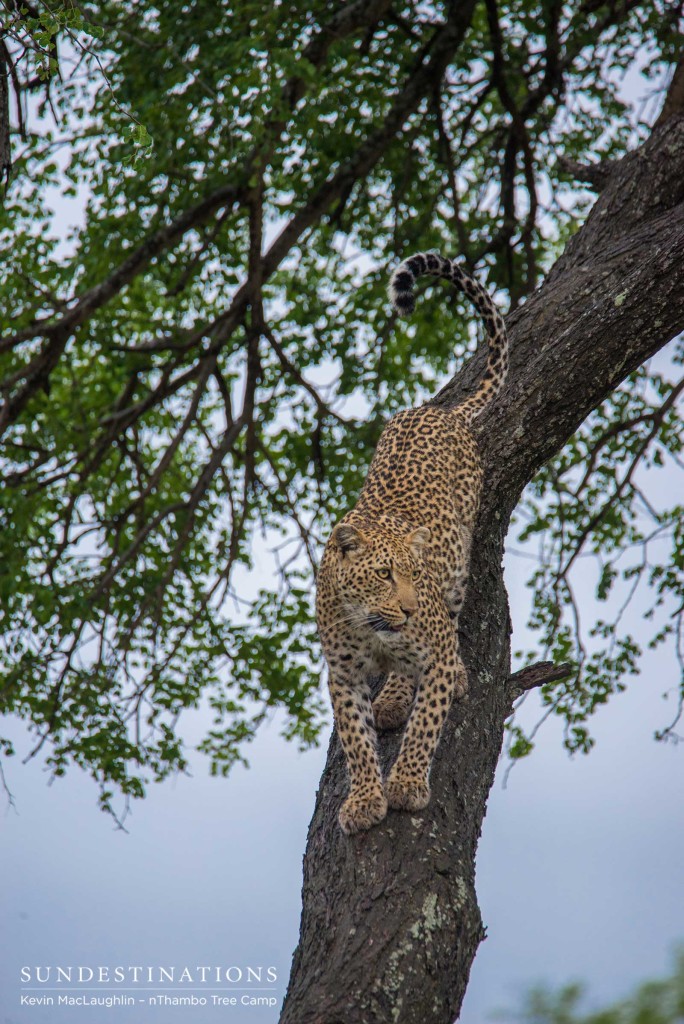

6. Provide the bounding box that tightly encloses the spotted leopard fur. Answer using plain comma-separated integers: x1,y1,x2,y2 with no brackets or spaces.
315,252,508,835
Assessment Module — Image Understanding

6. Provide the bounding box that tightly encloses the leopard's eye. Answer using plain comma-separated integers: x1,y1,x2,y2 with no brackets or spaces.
376,567,391,579
412,569,421,581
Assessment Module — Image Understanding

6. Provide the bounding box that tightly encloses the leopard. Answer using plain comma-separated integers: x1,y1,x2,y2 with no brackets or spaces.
315,251,509,835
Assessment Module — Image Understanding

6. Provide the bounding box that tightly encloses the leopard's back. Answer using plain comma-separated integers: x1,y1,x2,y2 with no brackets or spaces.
353,405,482,598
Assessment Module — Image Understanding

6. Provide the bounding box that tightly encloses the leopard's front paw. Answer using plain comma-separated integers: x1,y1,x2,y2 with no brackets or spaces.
338,787,388,835
385,773,431,812
372,696,412,732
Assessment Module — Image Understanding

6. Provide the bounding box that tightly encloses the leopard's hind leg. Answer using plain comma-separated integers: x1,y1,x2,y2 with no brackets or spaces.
372,673,416,731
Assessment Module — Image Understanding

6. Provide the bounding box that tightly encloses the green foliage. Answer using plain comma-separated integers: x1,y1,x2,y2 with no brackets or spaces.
0,0,682,815
510,352,684,757
0,0,151,157
497,951,684,1024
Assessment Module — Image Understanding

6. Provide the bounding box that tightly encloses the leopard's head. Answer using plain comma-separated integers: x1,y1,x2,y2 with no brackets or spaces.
330,522,430,632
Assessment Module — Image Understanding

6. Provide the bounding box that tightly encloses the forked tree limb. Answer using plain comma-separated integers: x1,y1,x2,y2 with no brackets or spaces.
279,105,684,1024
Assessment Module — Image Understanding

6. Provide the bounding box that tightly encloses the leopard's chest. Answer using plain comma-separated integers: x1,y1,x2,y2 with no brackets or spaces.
368,632,423,676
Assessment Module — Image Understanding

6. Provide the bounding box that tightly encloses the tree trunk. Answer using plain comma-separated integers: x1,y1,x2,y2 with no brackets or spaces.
279,106,684,1024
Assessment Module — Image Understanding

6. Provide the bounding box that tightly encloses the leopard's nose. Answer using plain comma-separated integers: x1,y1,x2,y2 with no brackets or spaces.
400,600,417,617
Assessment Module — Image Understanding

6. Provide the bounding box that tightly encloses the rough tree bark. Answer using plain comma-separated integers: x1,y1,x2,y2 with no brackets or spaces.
279,87,684,1024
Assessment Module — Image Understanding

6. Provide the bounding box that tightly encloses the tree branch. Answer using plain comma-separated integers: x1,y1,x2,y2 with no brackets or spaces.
508,661,574,702
654,49,684,129
558,154,617,191
0,39,12,190
556,374,684,583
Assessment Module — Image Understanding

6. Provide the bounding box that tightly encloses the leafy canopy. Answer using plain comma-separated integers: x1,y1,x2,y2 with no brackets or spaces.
0,0,682,817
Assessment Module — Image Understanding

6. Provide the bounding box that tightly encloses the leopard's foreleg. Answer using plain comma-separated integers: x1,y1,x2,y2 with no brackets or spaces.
385,630,467,812
329,674,388,834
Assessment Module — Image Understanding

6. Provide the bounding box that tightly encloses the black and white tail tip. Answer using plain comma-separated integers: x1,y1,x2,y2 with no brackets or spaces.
386,250,509,424
388,252,453,316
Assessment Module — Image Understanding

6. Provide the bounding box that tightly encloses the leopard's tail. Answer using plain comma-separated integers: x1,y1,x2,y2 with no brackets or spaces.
388,252,508,425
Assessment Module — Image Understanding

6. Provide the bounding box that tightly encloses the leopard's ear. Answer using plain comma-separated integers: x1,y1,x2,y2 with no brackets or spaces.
332,523,368,557
405,526,431,556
